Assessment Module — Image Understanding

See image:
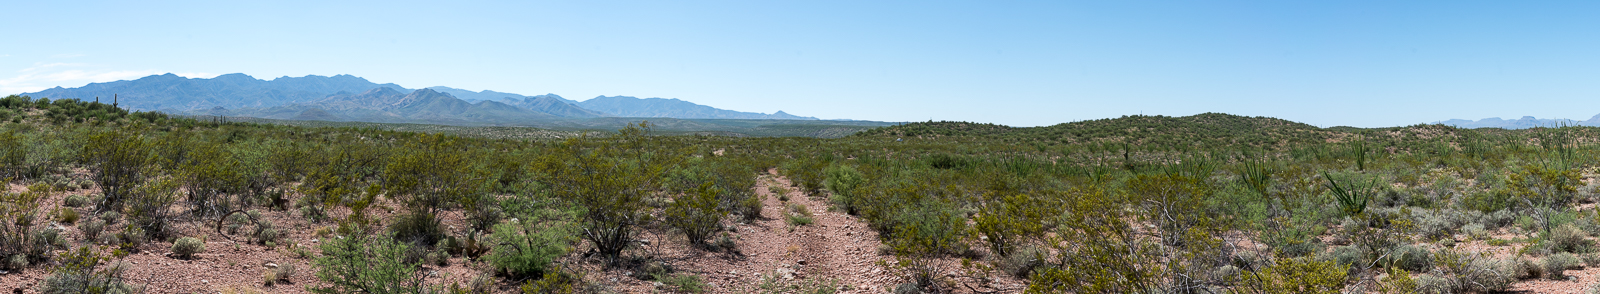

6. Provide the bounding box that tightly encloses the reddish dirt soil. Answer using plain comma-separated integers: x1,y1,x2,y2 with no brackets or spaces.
576,169,902,293
573,169,1025,294
0,180,488,294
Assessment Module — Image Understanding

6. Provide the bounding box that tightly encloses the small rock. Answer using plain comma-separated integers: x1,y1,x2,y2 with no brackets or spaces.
776,268,796,280
264,263,278,269
797,259,806,265
652,282,665,288
202,280,208,283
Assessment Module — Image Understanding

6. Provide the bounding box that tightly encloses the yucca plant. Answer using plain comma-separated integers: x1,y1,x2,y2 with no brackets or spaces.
1323,172,1374,217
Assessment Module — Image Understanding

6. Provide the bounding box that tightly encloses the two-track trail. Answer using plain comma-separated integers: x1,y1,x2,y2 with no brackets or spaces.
594,168,900,293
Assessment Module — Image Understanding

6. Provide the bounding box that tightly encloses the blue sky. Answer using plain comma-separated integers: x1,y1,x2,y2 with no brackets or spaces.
3,1,1598,127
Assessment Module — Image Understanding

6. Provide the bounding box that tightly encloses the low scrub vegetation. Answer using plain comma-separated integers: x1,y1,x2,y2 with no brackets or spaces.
6,95,1600,292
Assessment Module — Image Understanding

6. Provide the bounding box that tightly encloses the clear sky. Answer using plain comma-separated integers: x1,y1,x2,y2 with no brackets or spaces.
3,1,1598,127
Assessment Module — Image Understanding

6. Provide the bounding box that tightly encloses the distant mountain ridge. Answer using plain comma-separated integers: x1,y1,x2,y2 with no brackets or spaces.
22,73,823,124
578,96,817,120
194,87,557,125
24,73,409,111
1436,115,1600,129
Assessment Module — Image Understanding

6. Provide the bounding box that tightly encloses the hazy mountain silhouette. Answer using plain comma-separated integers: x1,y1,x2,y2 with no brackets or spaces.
24,73,408,111
24,73,826,123
578,96,816,120
1435,116,1591,129
210,88,557,125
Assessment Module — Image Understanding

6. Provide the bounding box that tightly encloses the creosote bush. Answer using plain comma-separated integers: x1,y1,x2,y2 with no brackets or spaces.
0,183,65,271
310,232,427,294
38,246,139,294
666,183,727,248
487,211,576,280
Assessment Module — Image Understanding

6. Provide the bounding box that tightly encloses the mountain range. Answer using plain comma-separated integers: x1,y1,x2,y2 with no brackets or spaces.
1435,115,1600,129
23,73,820,125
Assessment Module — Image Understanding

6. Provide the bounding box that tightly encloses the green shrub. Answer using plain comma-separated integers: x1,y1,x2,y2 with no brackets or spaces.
63,195,88,207
770,185,790,202
254,221,280,246
823,164,865,208
79,220,106,242
711,233,737,252
8,254,26,269
1545,223,1592,254
1463,223,1488,240
1376,268,1417,293
124,178,180,241
1583,253,1600,267
893,283,920,294
487,218,575,279
80,129,153,212
171,237,204,259
785,213,814,227
737,193,763,222
656,273,707,293
309,233,427,294
885,199,970,290
55,208,78,224
427,251,450,267
37,247,139,294
1413,274,1451,294
1318,245,1366,270
99,211,120,224
390,212,444,248
1513,257,1542,279
262,268,279,286
0,184,65,270
786,203,815,227
1542,253,1581,280
275,263,296,283
1244,257,1348,294
1414,209,1470,240
1384,245,1432,272
520,267,582,294
974,193,1046,257
999,245,1044,278
666,183,726,248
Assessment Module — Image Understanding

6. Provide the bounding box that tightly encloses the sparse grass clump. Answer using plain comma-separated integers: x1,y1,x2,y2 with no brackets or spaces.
55,208,78,224
656,273,708,293
785,203,814,227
